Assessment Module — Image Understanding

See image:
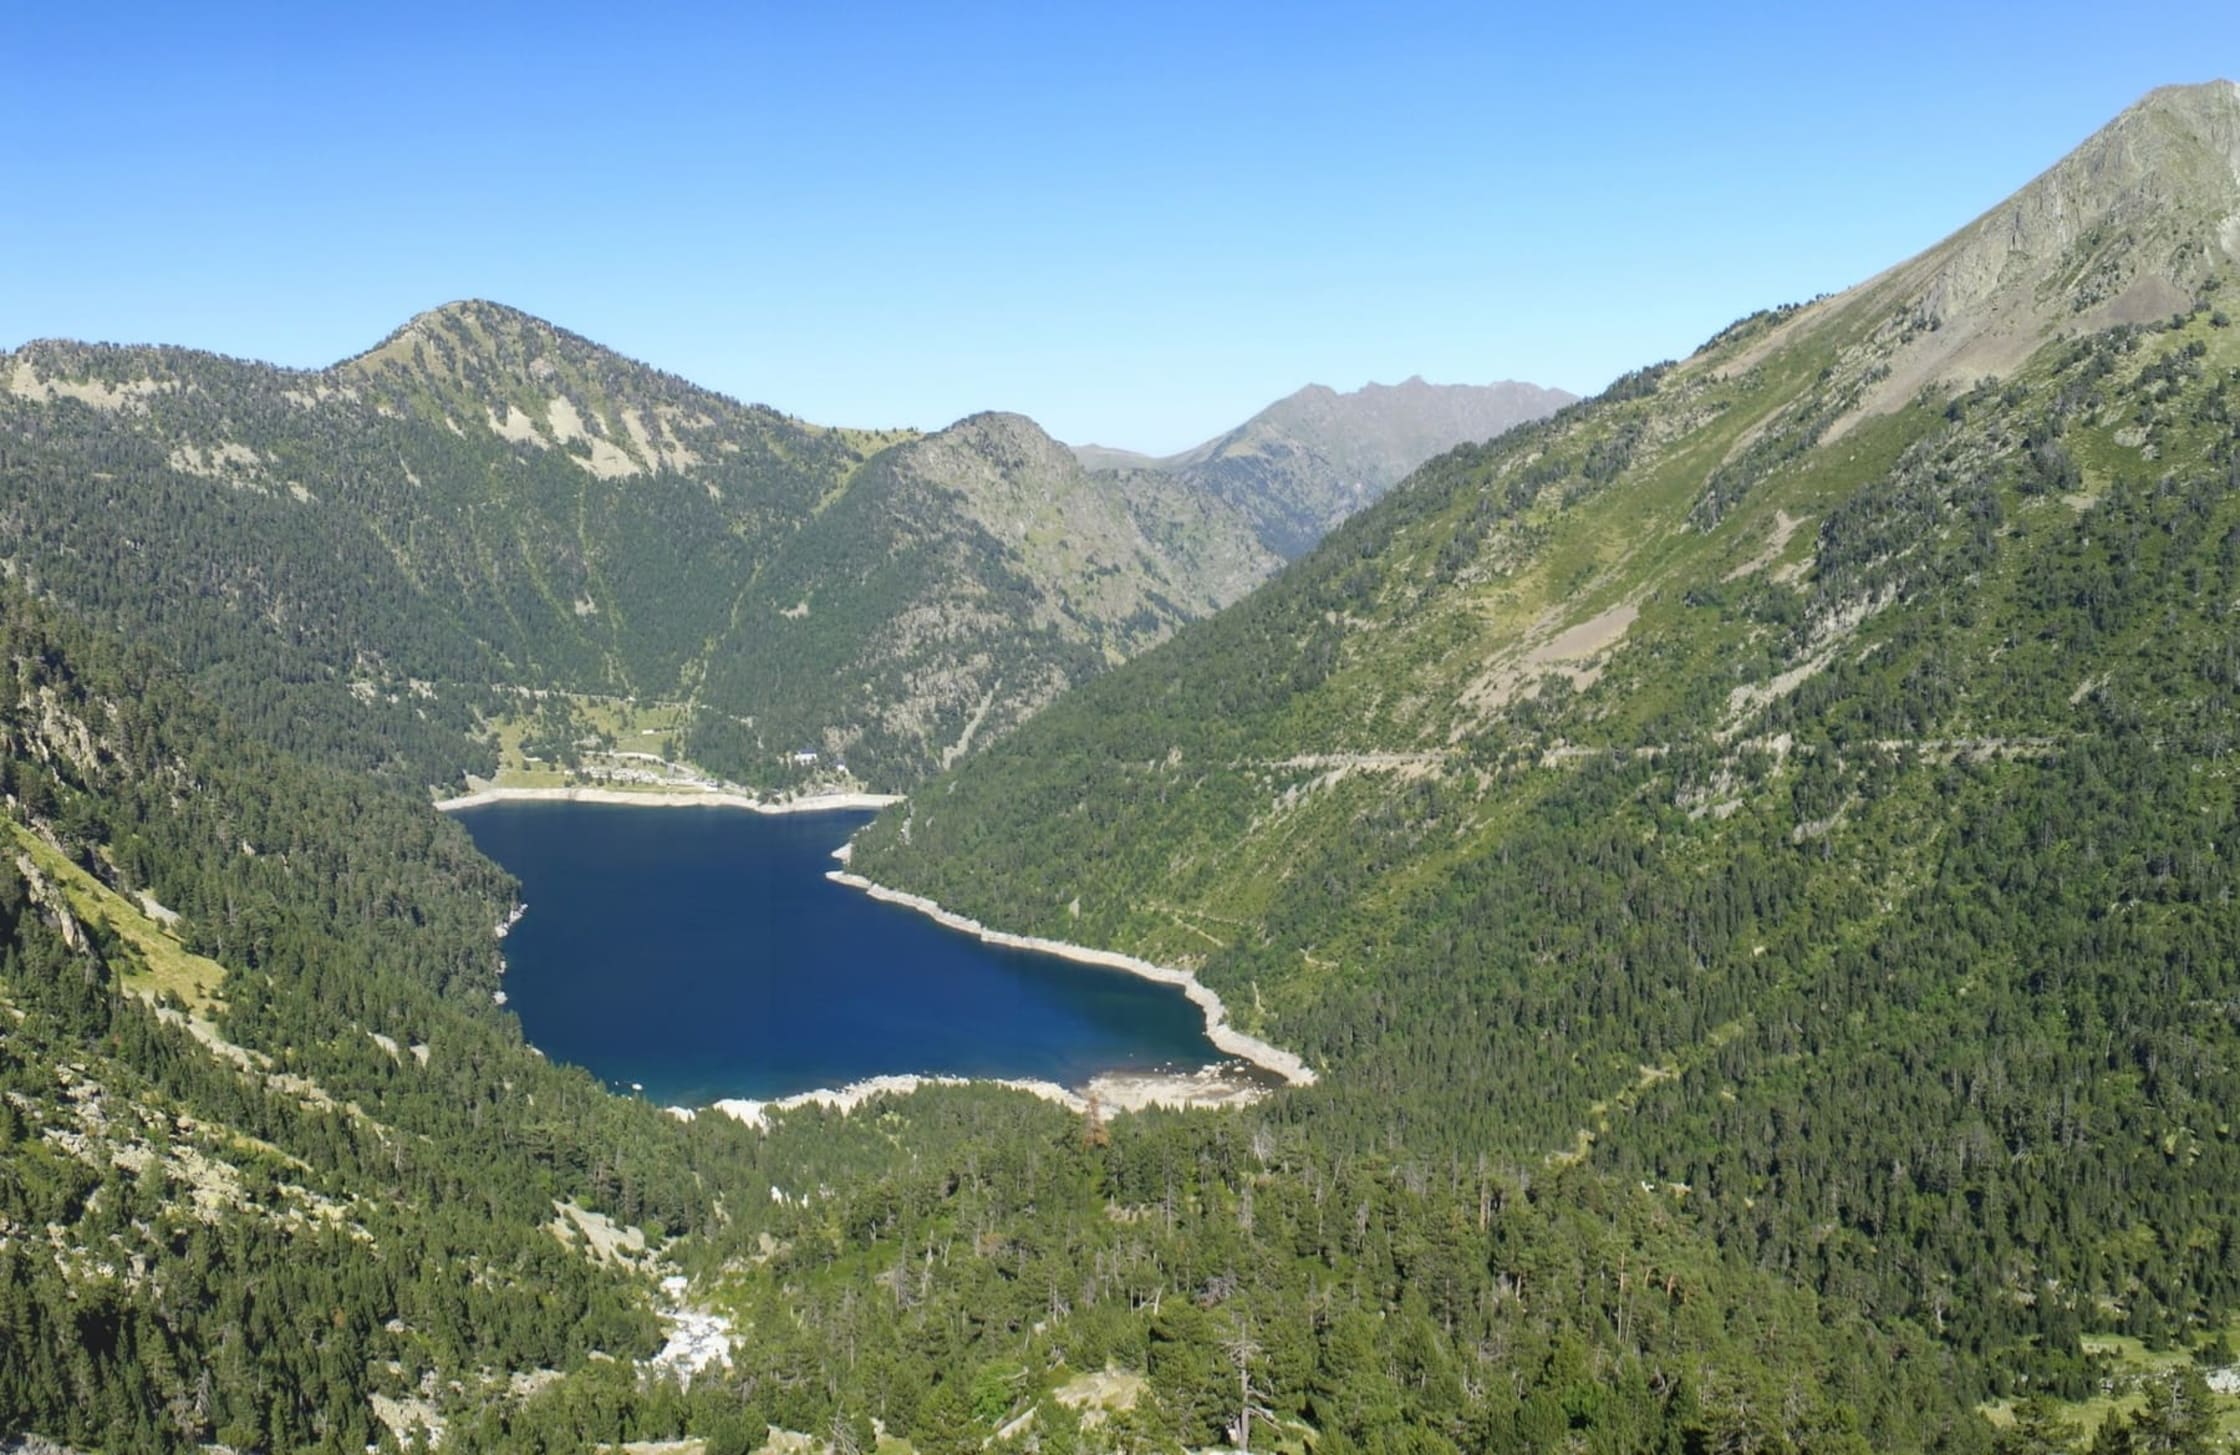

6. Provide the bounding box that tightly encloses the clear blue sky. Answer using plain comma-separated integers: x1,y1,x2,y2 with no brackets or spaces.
5,3,2236,452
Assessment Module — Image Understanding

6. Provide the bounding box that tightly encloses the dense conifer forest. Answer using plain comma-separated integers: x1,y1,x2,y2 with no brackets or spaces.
0,590,1981,1452
860,314,2240,1403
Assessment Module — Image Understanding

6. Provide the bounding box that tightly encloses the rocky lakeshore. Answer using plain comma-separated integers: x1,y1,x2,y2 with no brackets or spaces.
666,1059,1277,1130
822,864,1317,1089
435,784,902,814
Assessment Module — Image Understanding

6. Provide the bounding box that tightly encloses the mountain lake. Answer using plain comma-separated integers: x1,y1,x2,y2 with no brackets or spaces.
452,800,1222,1105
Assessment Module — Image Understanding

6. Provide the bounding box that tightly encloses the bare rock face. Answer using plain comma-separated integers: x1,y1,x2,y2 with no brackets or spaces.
1822,79,2240,420
1920,81,2240,325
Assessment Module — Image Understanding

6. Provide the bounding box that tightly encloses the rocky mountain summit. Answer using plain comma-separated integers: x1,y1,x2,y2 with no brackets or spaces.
1752,78,2240,422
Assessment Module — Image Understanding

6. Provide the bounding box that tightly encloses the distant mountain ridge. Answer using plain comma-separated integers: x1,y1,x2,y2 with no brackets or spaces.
1075,375,1575,557
0,300,1277,790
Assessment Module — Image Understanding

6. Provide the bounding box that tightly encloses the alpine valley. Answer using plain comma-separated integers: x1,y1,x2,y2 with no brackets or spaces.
2,78,2239,1455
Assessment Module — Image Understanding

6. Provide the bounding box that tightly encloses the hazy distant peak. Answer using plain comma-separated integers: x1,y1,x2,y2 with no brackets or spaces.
1072,375,1574,559
1258,373,1566,414
1070,442,1163,473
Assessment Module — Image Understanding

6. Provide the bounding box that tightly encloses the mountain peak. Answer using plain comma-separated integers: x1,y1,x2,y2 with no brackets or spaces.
909,411,1081,481
1983,76,2240,267
1250,375,1574,438
327,300,798,480
2133,76,2240,116
945,409,1054,440
1797,79,2240,421
338,299,609,383
401,297,541,331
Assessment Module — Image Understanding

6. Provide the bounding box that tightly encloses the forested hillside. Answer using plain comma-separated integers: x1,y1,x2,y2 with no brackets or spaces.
0,586,1980,1454
854,79,2240,1429
0,585,685,1448
685,410,1276,783
0,302,1275,792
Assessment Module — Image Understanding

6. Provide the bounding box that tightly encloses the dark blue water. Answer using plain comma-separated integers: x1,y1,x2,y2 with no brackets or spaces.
453,802,1221,1104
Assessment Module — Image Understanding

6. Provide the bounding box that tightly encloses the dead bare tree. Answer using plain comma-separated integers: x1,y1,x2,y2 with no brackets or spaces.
1218,1314,1276,1452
